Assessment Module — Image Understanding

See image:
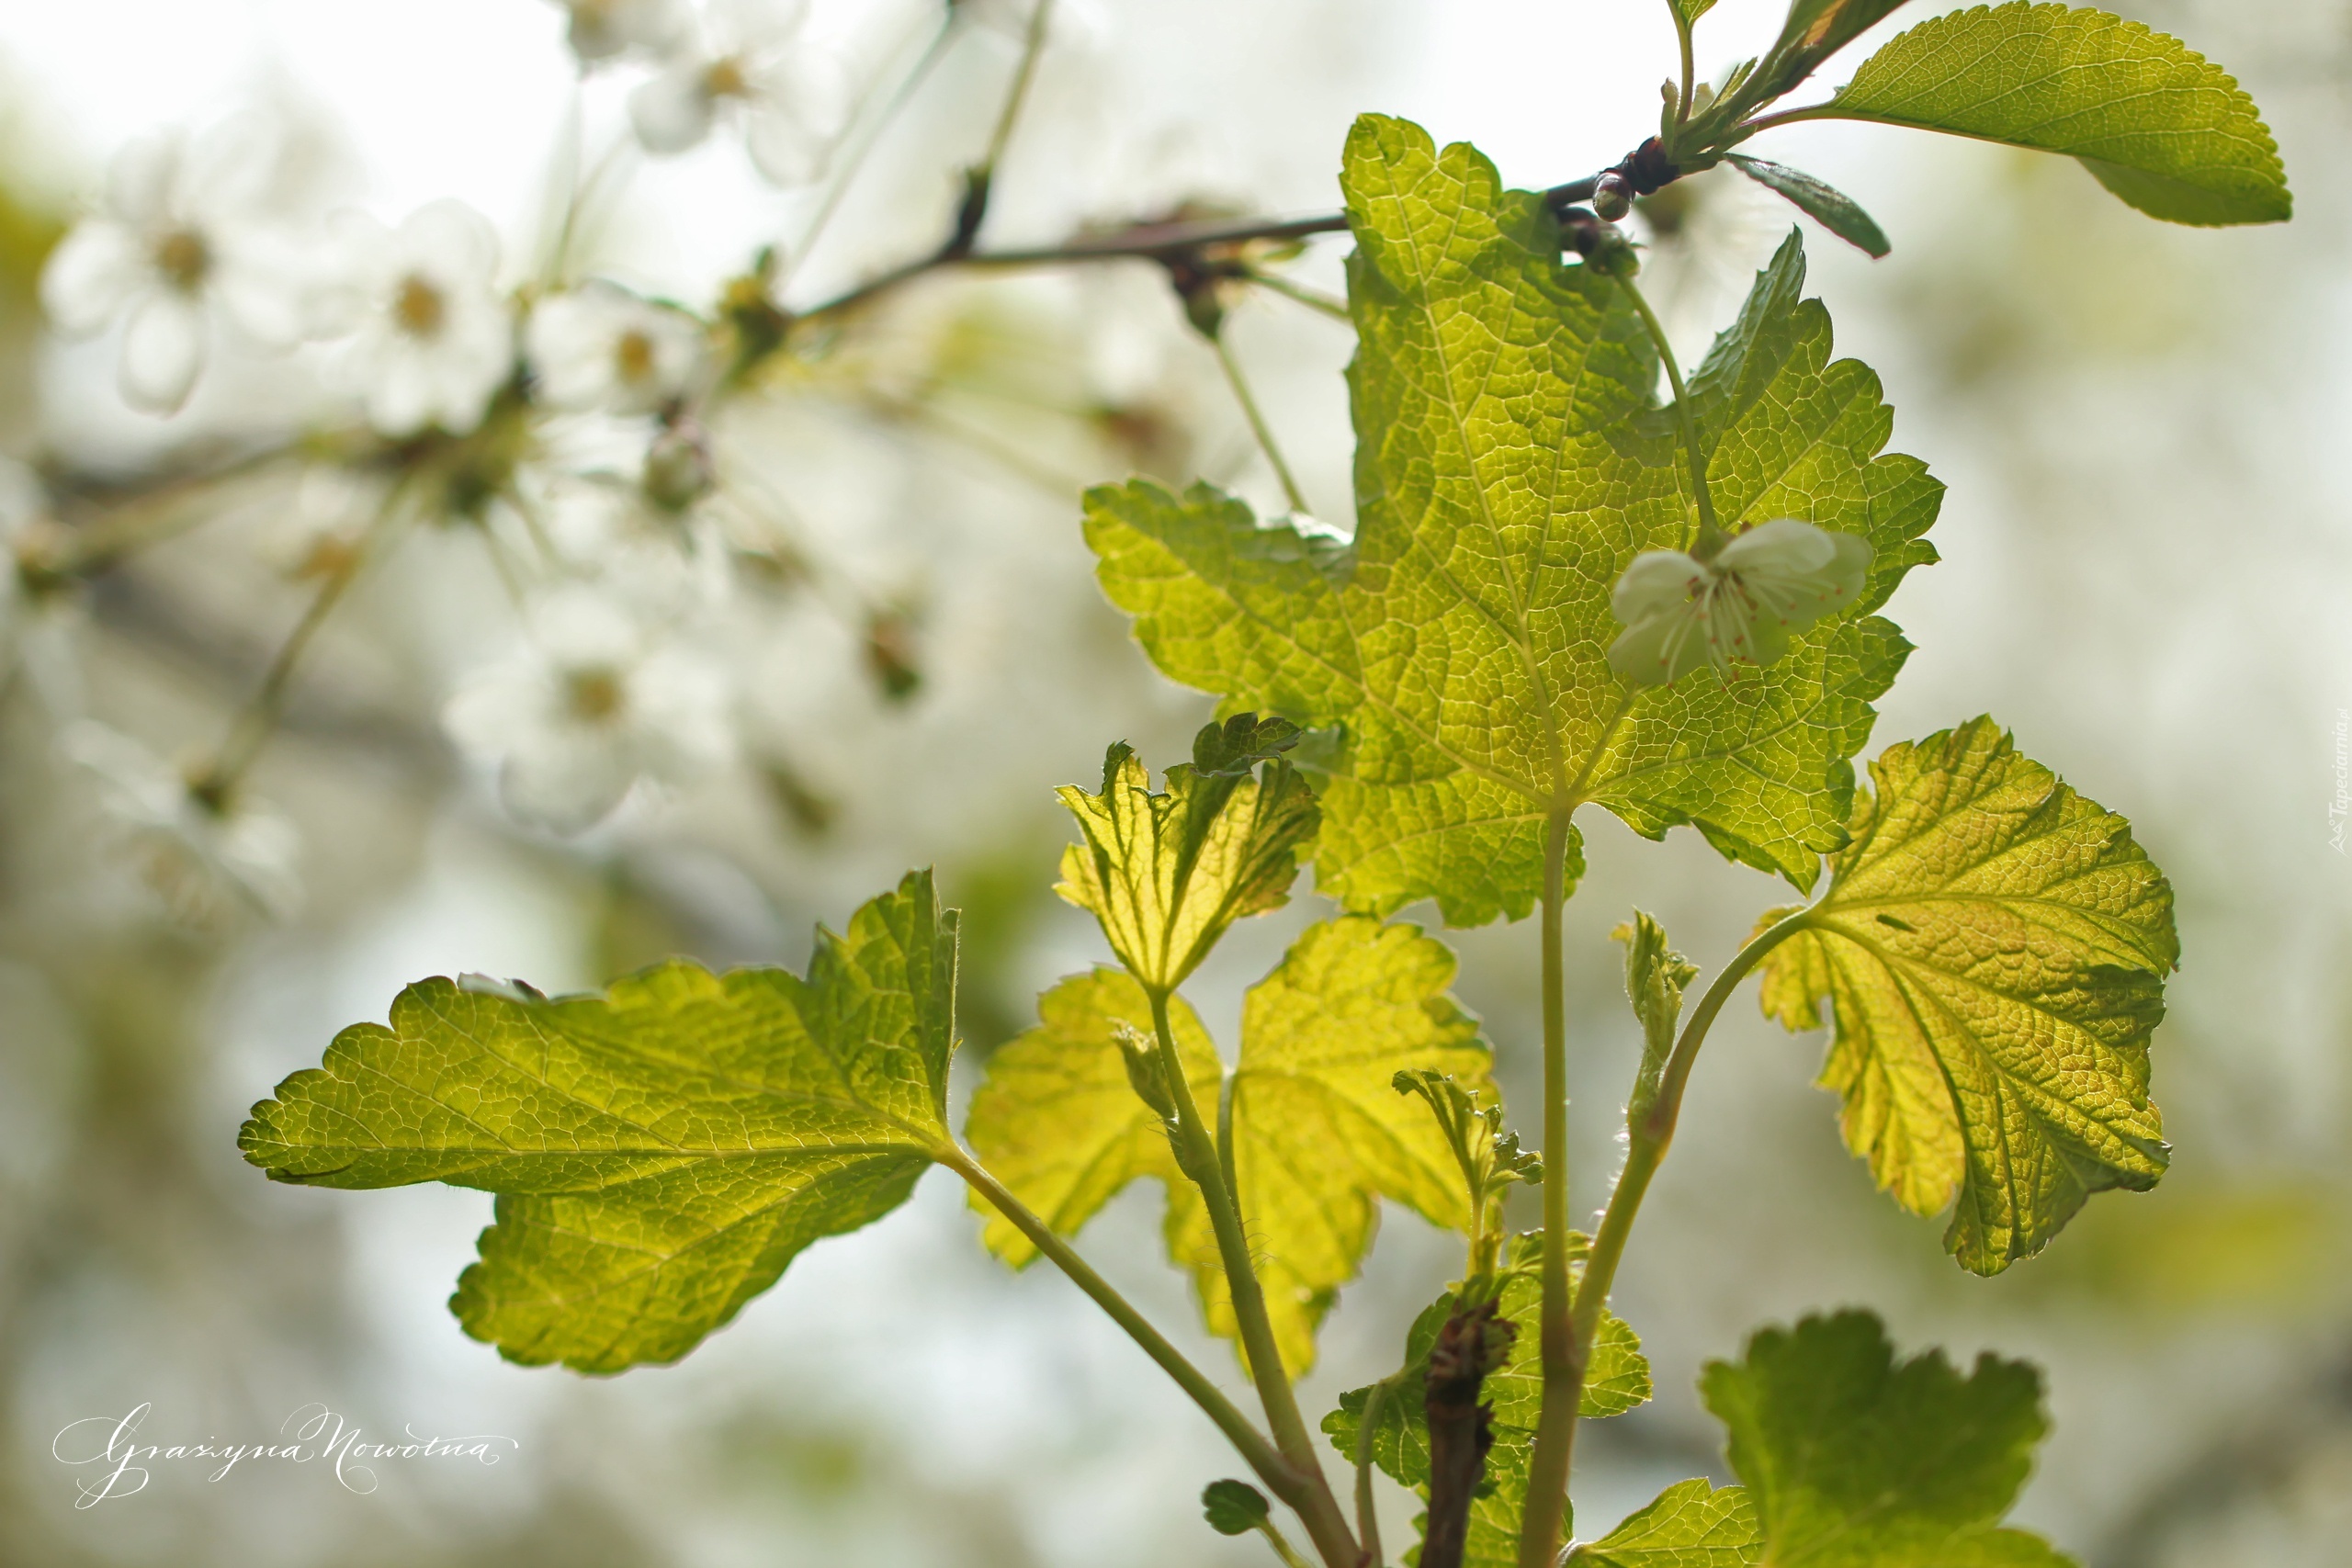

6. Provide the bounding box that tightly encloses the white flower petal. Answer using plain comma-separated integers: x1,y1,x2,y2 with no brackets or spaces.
630,64,718,154
1715,516,1837,576
119,293,207,412
500,730,637,834
709,0,807,51
103,133,181,225
1610,548,1706,622
40,222,147,333
398,198,501,289
743,106,831,187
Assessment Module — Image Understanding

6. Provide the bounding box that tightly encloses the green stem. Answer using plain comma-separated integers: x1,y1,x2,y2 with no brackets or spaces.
1516,809,1581,1568
1355,1372,1403,1567
193,481,408,801
779,5,960,292
1255,1517,1316,1568
943,1149,1293,1482
1148,989,1357,1568
1617,273,1723,557
1669,5,1696,136
980,0,1056,178
1246,268,1351,322
1570,906,1815,1348
1213,332,1311,515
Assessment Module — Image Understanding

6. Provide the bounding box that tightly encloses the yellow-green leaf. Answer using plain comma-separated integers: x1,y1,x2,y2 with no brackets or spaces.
1758,718,2177,1273
973,915,1490,1375
1571,1479,1760,1568
1055,719,1318,993
239,871,957,1371
963,968,1218,1267
1818,3,2290,226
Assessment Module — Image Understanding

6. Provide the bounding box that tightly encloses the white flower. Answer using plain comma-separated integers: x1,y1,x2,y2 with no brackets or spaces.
527,280,705,414
547,0,690,64
1607,518,1873,687
444,584,733,834
40,121,309,413
61,721,303,922
320,200,512,437
628,0,851,187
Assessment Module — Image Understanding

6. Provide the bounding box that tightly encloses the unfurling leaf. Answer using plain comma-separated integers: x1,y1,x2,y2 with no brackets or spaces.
1054,721,1317,993
1820,3,2290,226
1613,911,1697,1122
1202,1478,1272,1536
1758,718,2177,1273
1568,1478,1760,1567
971,916,1491,1375
1324,1232,1653,1562
1702,1311,2075,1566
1394,1068,1542,1281
1748,0,1915,107
1724,154,1891,257
1671,0,1719,26
240,871,958,1372
1086,122,1940,925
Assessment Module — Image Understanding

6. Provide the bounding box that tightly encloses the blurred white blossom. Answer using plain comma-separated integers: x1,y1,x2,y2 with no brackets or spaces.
321,199,512,436
628,0,851,187
40,121,311,413
61,721,303,922
527,279,705,414
548,0,691,64
1607,518,1872,686
445,583,733,834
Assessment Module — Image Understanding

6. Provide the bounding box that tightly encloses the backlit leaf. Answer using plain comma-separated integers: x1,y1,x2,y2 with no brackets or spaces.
1818,3,2290,226
1758,718,2177,1273
1086,120,1939,926
1571,1479,1760,1568
1701,1311,2076,1566
972,915,1491,1375
1724,155,1891,257
240,871,958,1372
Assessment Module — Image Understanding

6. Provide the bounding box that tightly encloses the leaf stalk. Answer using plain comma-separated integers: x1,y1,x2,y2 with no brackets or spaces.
1617,273,1724,558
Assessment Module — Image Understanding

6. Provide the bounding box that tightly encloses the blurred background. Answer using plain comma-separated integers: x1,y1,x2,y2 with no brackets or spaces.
1,1,2347,1564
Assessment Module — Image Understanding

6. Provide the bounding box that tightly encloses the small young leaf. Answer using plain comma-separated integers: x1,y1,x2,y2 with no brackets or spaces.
1820,3,2290,226
1569,1478,1759,1567
1724,154,1891,257
1672,0,1719,24
1613,911,1697,1121
1744,0,1916,108
1758,718,2177,1273
1702,1312,2076,1566
1055,723,1318,993
1086,123,1942,924
240,871,958,1372
1202,1478,1272,1535
973,916,1492,1376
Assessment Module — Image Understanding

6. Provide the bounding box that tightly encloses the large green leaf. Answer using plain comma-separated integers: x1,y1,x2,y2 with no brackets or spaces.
1758,718,2176,1274
1701,1312,2075,1566
1085,118,1939,926
1816,3,2290,226
970,915,1491,1375
240,871,957,1372
1571,1479,1760,1567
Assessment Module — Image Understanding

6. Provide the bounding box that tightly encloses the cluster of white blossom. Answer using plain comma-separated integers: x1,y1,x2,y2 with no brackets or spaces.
13,0,883,924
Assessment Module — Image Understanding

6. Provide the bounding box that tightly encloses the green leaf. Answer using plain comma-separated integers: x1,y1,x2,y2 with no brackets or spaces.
971,915,1491,1375
1672,0,1719,24
240,871,958,1372
1701,1311,2077,1566
961,967,1218,1268
1085,119,1941,925
1055,720,1318,992
1203,1479,1272,1535
1724,155,1891,258
1757,717,2177,1274
1819,3,2290,226
1571,1479,1760,1567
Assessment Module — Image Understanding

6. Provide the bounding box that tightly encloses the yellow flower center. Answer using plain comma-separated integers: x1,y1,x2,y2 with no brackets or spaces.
394,275,447,338
152,229,210,292
614,329,656,384
566,668,626,721
703,56,751,100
